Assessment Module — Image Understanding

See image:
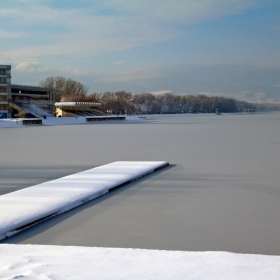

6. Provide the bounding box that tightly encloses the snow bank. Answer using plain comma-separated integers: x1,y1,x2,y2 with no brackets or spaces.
0,244,279,279
0,119,24,127
0,161,168,241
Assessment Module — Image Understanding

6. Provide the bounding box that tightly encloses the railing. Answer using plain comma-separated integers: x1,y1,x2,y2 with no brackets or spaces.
18,100,53,105
8,101,29,117
55,102,102,107
22,103,54,117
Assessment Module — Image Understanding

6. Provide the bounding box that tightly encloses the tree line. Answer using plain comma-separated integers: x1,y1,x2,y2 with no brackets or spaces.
39,76,280,115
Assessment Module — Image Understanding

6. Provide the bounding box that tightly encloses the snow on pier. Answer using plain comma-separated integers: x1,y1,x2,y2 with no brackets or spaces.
0,161,169,241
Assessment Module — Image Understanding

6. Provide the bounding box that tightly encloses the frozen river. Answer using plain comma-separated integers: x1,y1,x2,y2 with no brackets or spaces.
1,113,280,255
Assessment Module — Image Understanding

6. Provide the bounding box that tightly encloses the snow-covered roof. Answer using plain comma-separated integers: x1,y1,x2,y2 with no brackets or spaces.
55,102,102,107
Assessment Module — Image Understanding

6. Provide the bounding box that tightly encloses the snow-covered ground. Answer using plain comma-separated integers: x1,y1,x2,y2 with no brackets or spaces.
0,114,242,128
0,116,142,128
0,161,168,241
0,113,263,128
0,244,280,280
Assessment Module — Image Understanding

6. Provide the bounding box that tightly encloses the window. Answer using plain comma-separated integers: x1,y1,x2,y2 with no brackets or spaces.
0,86,7,92
0,77,6,84
0,104,7,110
0,69,6,75
0,95,7,101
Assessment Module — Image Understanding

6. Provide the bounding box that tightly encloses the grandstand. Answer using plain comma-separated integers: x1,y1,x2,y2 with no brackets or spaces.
0,64,56,119
11,90,106,119
0,65,106,119
10,85,55,118
55,102,106,117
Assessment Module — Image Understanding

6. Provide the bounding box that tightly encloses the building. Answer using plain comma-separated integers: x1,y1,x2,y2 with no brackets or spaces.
0,64,105,119
10,84,55,118
0,65,55,119
0,65,12,118
55,102,105,117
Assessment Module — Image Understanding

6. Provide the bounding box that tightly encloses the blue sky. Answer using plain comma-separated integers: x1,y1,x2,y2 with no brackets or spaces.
1,0,280,102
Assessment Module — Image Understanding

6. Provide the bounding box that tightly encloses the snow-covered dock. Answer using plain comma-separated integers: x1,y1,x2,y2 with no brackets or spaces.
86,116,125,121
0,161,168,241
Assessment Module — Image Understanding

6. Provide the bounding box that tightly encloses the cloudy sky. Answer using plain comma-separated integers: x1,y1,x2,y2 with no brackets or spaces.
1,0,280,102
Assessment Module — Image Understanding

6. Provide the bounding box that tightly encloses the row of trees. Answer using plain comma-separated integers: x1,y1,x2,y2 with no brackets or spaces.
97,92,262,115
39,76,280,115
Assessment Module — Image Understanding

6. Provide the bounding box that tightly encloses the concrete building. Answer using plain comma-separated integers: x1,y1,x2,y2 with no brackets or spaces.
0,65,12,118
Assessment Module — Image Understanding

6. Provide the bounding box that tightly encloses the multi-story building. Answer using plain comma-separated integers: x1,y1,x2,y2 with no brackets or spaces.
0,65,12,118
0,64,56,119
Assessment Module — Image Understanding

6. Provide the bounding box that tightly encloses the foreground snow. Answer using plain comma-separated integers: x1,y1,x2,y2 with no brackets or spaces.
0,161,168,241
0,244,279,279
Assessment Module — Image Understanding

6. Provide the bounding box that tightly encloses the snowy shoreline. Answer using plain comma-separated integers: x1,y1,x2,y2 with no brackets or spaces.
0,112,270,128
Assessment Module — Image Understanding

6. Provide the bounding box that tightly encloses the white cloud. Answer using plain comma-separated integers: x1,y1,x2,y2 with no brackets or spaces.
56,67,91,76
105,0,257,23
0,0,258,60
106,67,161,83
148,90,172,95
14,61,49,72
0,30,27,38
14,62,91,78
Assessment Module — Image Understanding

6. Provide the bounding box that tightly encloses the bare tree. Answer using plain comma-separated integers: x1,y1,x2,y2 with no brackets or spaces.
39,76,88,102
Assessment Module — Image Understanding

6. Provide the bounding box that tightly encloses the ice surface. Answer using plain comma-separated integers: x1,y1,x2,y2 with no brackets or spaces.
0,161,168,240
0,244,280,279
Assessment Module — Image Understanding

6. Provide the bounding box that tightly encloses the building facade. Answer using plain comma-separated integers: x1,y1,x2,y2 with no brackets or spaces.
0,65,12,118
